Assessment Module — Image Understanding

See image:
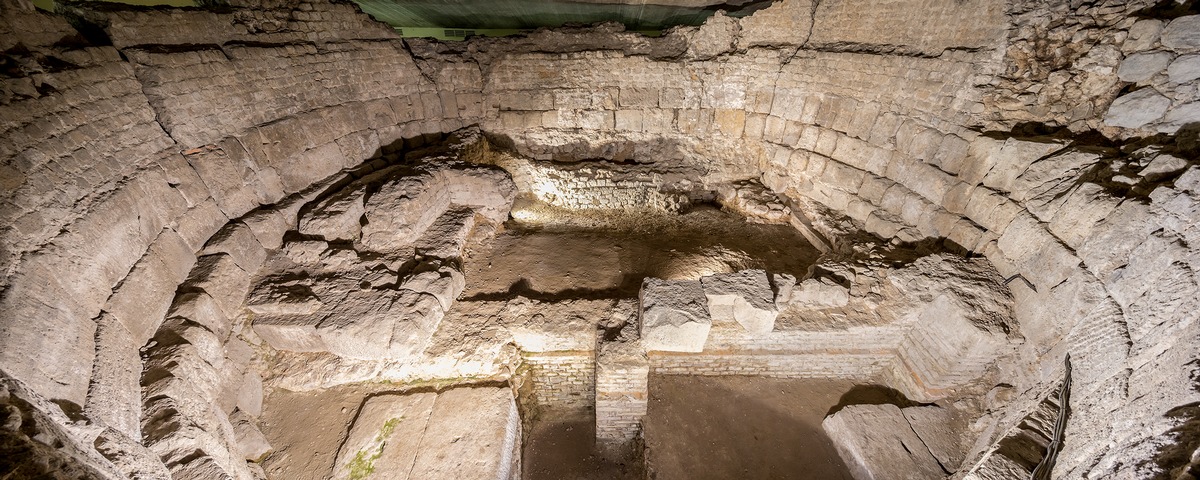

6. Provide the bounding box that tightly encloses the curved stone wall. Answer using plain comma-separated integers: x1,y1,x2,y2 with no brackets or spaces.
1,0,1198,478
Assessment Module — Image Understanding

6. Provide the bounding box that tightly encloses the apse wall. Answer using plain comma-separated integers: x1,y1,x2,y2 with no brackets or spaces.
1,0,1198,478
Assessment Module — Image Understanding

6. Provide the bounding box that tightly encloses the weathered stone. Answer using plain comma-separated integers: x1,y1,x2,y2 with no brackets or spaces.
1103,88,1171,129
298,187,366,242
201,222,267,275
701,269,778,334
235,371,264,418
167,291,231,340
1140,153,1189,181
181,253,251,321
823,404,945,480
399,266,465,312
332,392,437,480
1167,54,1200,84
414,206,478,260
247,283,323,316
408,387,521,480
85,314,143,440
639,278,711,352
104,228,197,343
1157,101,1200,134
1116,51,1173,83
361,172,450,252
251,315,326,353
230,410,271,461
788,278,850,309
1123,19,1164,53
1161,15,1200,52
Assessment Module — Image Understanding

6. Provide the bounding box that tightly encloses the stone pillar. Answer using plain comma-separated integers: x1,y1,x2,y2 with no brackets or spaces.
594,333,649,459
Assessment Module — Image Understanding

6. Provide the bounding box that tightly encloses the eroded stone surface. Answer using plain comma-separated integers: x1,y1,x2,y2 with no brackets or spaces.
639,278,712,352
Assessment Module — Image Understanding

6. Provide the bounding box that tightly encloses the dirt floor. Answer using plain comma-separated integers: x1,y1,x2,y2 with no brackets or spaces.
523,376,859,480
523,410,644,480
462,206,821,298
643,376,856,480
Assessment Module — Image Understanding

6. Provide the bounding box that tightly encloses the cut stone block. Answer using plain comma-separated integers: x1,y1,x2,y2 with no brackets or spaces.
822,404,945,480
332,392,437,480
315,289,406,360
167,291,231,340
408,387,522,480
361,172,450,252
201,222,267,275
639,278,712,352
701,269,778,333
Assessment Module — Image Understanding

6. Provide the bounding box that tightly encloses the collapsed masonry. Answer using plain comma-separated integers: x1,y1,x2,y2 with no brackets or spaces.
2,0,1200,478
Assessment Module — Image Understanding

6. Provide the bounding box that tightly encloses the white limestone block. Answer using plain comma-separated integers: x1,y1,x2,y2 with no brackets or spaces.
701,270,778,334
639,278,711,352
823,404,946,480
408,387,522,480
332,392,437,480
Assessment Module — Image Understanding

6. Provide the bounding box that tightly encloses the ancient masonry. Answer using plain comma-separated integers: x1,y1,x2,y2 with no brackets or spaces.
2,0,1200,479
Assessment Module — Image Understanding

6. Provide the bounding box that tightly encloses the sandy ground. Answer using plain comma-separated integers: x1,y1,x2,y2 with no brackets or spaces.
463,206,821,298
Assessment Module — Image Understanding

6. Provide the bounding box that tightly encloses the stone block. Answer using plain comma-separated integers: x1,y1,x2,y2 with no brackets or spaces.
1157,101,1200,134
105,228,197,343
181,253,251,321
1117,51,1173,83
298,187,366,242
332,392,438,480
230,410,271,461
1162,15,1200,52
980,138,1067,194
175,199,230,253
822,404,945,480
386,290,448,361
700,270,778,334
235,371,264,418
315,289,407,360
361,172,450,252
1167,54,1200,84
1123,19,1164,53
414,206,478,261
1104,88,1171,129
639,278,711,352
408,387,521,480
788,278,850,309
400,265,466,312
252,315,326,353
167,291,231,340
201,222,266,275
85,314,143,440
0,280,97,404
247,283,323,316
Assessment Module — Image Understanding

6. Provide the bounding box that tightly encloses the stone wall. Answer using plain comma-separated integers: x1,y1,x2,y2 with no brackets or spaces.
1,0,1199,477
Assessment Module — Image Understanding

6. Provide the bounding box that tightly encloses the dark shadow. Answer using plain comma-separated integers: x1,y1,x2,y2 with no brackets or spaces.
826,384,928,417
524,410,642,480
